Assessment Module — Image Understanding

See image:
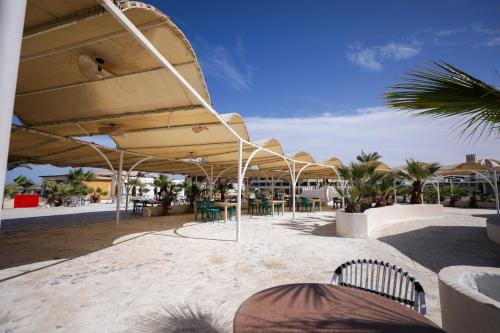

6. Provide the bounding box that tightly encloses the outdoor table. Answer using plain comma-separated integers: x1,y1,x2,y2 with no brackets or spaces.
141,199,161,207
310,198,321,211
213,201,238,223
234,283,443,333
270,199,286,215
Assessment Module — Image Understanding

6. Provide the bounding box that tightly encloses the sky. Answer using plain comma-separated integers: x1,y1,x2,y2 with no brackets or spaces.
8,0,500,184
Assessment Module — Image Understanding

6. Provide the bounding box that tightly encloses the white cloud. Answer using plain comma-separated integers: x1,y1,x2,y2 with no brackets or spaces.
197,38,253,90
433,28,467,46
347,45,382,71
486,36,500,46
379,43,420,60
472,22,498,35
347,42,419,71
435,28,466,37
245,107,499,167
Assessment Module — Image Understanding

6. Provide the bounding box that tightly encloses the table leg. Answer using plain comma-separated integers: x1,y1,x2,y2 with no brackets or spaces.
224,206,228,223
281,202,284,215
271,203,275,216
319,201,322,211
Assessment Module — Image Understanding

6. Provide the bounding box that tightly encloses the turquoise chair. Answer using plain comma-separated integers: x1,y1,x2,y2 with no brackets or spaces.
260,198,271,215
300,197,313,212
195,200,207,221
227,206,236,221
248,198,257,215
206,200,222,223
273,200,282,215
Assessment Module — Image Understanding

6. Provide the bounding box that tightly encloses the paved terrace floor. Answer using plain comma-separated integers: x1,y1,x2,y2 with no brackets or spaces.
0,206,499,332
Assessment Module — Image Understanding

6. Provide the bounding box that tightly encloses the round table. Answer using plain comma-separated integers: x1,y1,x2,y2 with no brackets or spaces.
234,283,444,332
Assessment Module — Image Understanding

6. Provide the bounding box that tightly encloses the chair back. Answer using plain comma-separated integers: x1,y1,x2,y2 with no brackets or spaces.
331,259,426,315
261,197,270,207
248,198,256,206
301,197,309,204
195,200,206,210
205,200,214,209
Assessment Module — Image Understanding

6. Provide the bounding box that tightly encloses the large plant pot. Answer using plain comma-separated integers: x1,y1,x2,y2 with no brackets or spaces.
336,204,443,238
439,266,500,333
486,218,500,246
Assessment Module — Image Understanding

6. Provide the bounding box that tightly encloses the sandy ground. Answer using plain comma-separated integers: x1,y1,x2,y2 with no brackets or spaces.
0,206,499,332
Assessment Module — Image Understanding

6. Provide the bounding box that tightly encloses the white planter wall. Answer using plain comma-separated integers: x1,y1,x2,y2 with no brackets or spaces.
486,219,500,246
439,266,500,333
336,204,444,238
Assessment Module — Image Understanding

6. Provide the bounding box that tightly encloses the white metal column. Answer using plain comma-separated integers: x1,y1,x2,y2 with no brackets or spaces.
494,168,499,215
292,161,296,221
115,151,123,227
0,0,27,226
436,177,441,205
209,165,214,197
236,140,243,241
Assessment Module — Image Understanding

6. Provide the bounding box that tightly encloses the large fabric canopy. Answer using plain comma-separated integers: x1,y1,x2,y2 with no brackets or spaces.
11,0,341,180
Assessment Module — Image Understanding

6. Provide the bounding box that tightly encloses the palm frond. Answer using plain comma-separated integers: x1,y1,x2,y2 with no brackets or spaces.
385,61,500,139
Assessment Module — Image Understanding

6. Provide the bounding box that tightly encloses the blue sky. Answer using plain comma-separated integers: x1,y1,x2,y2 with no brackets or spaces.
8,0,500,184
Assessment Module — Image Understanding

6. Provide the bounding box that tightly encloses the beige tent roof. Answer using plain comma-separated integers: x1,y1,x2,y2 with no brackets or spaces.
11,0,341,179
438,162,498,176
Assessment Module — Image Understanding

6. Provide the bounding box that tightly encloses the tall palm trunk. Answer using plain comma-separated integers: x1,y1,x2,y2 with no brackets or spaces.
410,180,422,204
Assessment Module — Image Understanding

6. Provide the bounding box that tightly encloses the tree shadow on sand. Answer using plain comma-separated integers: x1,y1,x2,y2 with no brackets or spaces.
0,212,194,280
137,305,230,333
274,214,337,237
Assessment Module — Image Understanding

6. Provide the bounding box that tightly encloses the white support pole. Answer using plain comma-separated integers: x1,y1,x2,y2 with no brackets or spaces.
209,165,214,198
236,140,243,241
437,176,441,205
271,172,275,199
124,156,153,212
494,169,499,215
115,151,123,227
393,180,397,205
292,161,296,221
0,0,27,227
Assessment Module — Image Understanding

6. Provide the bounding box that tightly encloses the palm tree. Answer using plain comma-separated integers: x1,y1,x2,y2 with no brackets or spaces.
67,168,96,185
441,186,469,207
45,181,73,206
373,172,397,207
356,150,382,163
335,162,379,213
153,174,181,215
14,175,35,193
181,179,201,212
385,61,500,139
398,159,440,204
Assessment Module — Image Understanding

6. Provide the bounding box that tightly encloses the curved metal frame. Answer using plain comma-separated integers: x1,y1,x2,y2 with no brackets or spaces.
331,259,426,315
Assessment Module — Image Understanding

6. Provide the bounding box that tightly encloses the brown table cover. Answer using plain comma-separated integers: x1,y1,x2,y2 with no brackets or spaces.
234,283,444,332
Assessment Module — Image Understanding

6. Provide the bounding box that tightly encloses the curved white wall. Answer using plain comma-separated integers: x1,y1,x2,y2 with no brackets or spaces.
336,204,443,238
439,266,500,333
486,219,500,246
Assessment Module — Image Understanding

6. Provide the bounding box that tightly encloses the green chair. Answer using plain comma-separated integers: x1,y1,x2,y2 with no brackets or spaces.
300,197,313,212
195,200,207,221
248,198,257,215
228,206,236,221
273,201,282,215
206,200,222,223
260,198,271,215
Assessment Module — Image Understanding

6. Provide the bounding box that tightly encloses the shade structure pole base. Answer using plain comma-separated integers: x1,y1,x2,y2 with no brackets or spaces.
115,151,123,227
236,139,243,241
0,0,27,227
